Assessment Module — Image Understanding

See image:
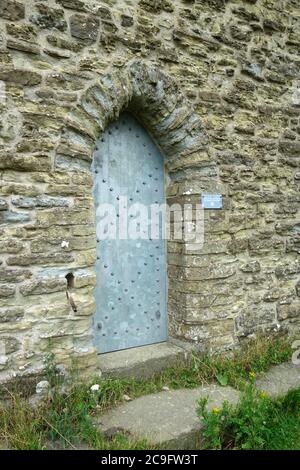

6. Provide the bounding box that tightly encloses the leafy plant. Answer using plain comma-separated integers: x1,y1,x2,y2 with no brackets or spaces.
216,373,229,387
197,386,300,450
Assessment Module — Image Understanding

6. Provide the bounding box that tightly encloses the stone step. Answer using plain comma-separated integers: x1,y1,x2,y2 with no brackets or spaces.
255,362,300,397
97,341,197,380
97,385,240,449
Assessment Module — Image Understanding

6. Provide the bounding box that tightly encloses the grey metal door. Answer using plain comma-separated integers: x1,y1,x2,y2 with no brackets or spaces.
92,113,167,353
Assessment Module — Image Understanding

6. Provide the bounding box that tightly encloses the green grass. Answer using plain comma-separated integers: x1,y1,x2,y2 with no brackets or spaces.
198,386,300,450
0,334,294,450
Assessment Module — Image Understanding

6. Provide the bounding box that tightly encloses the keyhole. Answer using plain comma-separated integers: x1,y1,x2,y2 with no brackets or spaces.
66,272,75,289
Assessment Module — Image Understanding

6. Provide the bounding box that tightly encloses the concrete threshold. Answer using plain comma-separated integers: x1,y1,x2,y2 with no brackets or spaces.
97,340,196,380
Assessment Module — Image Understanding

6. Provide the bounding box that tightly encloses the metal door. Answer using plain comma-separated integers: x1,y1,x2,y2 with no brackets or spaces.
92,113,167,353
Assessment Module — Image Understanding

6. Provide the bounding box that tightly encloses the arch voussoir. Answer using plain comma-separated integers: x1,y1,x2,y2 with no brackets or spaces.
56,60,207,169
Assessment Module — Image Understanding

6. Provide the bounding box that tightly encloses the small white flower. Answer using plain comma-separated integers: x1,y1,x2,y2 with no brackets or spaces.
90,384,100,392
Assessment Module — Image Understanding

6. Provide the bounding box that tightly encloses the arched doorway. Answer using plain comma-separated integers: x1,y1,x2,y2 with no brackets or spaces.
92,112,167,353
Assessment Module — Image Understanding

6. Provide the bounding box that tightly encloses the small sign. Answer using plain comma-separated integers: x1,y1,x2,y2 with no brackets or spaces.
201,194,222,209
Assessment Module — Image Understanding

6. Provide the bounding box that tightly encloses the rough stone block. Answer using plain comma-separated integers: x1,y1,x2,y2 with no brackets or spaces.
0,199,8,211
121,14,134,27
275,262,300,279
56,0,87,11
0,239,23,253
0,284,15,298
2,336,21,354
70,14,100,41
0,211,31,225
20,278,66,296
11,196,70,209
0,68,42,86
0,1,25,21
0,307,24,323
30,4,67,31
277,302,300,320
239,260,261,273
0,153,51,172
0,268,31,283
36,208,93,227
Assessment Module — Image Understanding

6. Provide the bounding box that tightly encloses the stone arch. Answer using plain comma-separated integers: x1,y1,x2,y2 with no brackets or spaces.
55,60,208,173
54,59,211,349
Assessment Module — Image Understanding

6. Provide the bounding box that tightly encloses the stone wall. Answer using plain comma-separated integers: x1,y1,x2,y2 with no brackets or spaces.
0,0,299,384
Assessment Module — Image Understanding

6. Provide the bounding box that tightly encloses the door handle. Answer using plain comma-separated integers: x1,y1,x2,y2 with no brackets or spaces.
66,289,78,313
